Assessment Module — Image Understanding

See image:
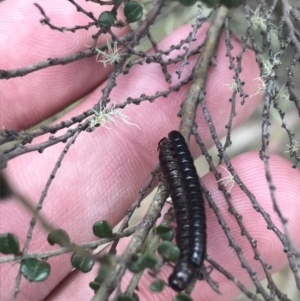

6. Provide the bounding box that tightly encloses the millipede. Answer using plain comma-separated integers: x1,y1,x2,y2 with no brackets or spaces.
158,131,206,292
168,130,206,268
158,137,193,292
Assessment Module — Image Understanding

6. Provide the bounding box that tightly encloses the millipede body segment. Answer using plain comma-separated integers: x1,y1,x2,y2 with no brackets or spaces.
158,137,193,292
158,131,206,292
168,130,206,268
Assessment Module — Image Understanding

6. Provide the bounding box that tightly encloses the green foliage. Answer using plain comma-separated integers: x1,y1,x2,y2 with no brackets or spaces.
150,279,165,292
71,251,95,273
89,280,101,292
156,224,174,241
124,1,143,23
220,0,242,8
47,229,70,247
127,252,158,273
178,0,198,6
173,293,193,301
201,0,221,7
117,293,139,301
89,254,115,291
127,254,144,273
21,258,51,282
201,0,242,7
0,173,13,199
93,220,113,238
0,233,19,254
141,253,158,269
96,258,113,282
98,11,116,27
132,293,140,301
157,241,180,262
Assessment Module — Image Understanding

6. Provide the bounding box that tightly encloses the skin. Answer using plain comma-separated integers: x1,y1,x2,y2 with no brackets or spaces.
1,0,300,300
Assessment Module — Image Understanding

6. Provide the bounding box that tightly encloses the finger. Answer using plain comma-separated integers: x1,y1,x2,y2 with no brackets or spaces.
1,23,261,300
44,152,300,301
0,0,128,130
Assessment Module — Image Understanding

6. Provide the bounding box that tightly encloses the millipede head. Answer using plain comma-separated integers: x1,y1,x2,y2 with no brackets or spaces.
168,262,193,292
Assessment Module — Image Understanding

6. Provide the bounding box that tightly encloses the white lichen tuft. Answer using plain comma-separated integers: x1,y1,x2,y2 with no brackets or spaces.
275,84,289,102
216,166,235,192
285,140,299,155
250,8,267,31
89,104,140,130
95,41,123,67
262,53,281,78
250,77,266,98
225,79,239,93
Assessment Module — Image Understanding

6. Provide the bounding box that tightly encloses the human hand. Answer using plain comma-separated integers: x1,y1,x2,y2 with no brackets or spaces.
1,0,299,300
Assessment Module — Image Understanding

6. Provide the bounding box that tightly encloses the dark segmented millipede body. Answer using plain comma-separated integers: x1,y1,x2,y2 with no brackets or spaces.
168,130,206,268
158,137,193,292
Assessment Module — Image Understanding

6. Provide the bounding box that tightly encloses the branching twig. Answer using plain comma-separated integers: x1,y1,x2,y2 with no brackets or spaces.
34,3,97,31
12,123,86,301
281,0,300,55
206,255,263,301
192,124,274,300
176,4,215,79
0,226,137,264
0,48,97,79
178,5,229,142
91,179,168,301
108,164,160,255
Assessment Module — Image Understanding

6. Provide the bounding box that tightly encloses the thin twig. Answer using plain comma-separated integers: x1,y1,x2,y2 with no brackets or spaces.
91,179,168,301
12,124,86,301
0,226,137,264
206,255,263,301
178,5,229,143
176,4,215,79
108,164,159,255
192,124,273,300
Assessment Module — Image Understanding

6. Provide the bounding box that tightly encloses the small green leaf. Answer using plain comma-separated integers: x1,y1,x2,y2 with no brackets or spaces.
71,251,95,273
150,279,165,292
117,293,137,301
21,258,50,282
141,253,158,269
157,225,174,241
220,0,242,7
96,264,112,283
173,293,193,301
0,173,13,199
156,224,171,234
178,0,198,6
157,241,179,262
127,254,144,273
0,233,19,254
160,229,174,241
98,11,116,27
201,0,220,7
93,220,113,238
124,1,143,23
47,229,70,247
132,292,139,301
89,281,100,292
100,253,115,266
